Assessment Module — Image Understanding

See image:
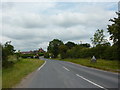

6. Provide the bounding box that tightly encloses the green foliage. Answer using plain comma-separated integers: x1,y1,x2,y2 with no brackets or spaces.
47,39,63,58
20,53,44,59
107,12,120,44
65,41,76,49
90,45,108,59
79,43,90,48
2,41,16,67
46,38,118,60
103,45,118,60
65,44,117,60
107,11,120,60
59,45,68,59
44,52,50,58
91,29,108,47
20,53,35,58
66,45,82,58
38,53,44,56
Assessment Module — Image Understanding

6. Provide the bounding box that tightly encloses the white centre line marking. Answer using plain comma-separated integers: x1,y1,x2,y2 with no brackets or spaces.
63,66,70,71
76,74,108,90
37,61,46,71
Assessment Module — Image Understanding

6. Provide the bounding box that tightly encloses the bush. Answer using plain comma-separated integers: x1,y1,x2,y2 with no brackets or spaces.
20,54,35,58
38,53,44,56
66,46,83,58
44,52,49,58
65,44,118,60
103,46,118,60
59,45,68,59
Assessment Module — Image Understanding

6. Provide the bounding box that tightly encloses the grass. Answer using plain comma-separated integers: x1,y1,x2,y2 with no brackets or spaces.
55,58,120,73
0,69,1,89
2,59,45,88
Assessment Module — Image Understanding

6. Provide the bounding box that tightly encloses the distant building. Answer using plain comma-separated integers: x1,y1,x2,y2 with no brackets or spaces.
21,51,32,54
21,48,45,54
39,48,45,53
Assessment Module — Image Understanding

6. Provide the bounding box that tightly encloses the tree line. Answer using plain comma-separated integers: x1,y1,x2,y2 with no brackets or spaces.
44,12,120,60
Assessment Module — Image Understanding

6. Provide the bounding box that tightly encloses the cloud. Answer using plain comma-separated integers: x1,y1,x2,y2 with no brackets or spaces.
1,2,117,51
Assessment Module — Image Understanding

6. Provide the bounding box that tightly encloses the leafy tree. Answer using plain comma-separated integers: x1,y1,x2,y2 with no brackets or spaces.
2,41,15,67
47,39,63,58
79,43,90,48
91,29,108,47
59,45,68,59
107,12,120,45
66,48,76,58
94,44,109,58
107,11,120,60
103,45,118,60
66,45,83,58
65,41,76,49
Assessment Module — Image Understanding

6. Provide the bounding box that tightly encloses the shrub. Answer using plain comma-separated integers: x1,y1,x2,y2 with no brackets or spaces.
44,52,49,58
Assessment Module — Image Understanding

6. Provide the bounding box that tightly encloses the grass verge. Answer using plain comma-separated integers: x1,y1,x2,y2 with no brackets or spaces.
0,69,2,89
55,58,120,73
2,59,45,88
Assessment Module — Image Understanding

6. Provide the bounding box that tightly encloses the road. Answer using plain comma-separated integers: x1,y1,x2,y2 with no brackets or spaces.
17,58,119,89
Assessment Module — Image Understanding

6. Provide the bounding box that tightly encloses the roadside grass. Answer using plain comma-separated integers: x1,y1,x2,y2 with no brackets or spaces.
0,69,2,89
55,58,120,73
8,55,18,62
2,59,45,88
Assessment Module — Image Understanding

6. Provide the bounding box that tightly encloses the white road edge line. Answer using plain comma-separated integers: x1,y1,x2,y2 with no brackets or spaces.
37,61,46,71
68,62,118,75
63,66,70,71
76,74,108,90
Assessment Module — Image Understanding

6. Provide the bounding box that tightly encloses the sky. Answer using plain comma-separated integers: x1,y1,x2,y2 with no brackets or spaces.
0,1,118,51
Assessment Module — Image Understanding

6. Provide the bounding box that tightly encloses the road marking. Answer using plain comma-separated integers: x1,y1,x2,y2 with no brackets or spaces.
63,66,70,71
37,61,46,71
76,74,108,90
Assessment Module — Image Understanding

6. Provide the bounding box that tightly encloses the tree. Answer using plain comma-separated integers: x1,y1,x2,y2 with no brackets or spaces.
65,41,76,49
107,12,120,45
107,11,120,60
90,29,108,47
103,45,118,60
66,45,83,58
59,45,68,59
47,39,63,58
2,41,15,67
79,43,90,48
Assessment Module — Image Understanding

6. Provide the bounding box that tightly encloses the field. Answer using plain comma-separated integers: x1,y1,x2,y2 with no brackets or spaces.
2,59,45,88
57,58,120,73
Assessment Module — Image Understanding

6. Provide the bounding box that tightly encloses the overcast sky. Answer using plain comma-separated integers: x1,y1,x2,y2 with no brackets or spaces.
1,2,118,51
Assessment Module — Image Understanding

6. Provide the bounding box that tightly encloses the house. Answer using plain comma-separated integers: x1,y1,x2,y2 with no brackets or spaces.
39,48,45,53
21,48,45,54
